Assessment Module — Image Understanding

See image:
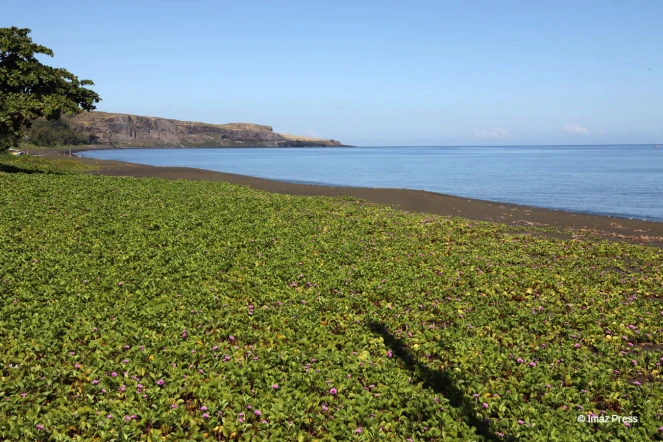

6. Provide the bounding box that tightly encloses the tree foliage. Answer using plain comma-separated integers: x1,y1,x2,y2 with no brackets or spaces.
0,27,101,150
27,118,96,147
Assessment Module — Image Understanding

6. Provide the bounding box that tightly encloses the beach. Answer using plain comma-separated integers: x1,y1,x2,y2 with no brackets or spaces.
45,147,663,248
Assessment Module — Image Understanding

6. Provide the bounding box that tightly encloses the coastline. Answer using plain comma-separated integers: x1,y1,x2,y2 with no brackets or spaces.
43,147,663,248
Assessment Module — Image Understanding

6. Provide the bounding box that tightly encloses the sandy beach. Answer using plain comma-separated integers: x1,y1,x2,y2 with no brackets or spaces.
42,146,663,248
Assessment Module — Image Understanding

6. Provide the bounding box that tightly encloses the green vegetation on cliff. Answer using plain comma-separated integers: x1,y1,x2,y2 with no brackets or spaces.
26,119,96,147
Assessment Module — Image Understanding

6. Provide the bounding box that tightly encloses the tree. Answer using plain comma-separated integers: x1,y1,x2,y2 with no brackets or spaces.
0,27,101,150
27,118,92,147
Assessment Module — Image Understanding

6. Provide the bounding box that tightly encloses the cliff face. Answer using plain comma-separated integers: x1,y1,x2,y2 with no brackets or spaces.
67,112,348,148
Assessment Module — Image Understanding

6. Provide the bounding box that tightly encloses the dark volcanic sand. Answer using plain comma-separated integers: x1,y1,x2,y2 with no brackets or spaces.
42,147,663,248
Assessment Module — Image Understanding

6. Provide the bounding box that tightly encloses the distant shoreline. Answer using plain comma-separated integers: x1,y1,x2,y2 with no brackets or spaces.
41,146,663,249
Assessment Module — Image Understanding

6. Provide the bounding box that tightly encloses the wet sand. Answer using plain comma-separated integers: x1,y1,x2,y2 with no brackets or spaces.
43,147,663,248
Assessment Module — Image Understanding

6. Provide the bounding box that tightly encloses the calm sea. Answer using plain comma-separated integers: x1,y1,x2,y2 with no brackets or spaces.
78,145,663,221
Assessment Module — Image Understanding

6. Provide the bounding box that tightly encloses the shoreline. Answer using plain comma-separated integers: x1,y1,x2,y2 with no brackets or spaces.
42,147,663,248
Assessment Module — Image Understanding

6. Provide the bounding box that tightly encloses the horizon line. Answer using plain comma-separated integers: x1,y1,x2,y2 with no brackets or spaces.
356,143,661,148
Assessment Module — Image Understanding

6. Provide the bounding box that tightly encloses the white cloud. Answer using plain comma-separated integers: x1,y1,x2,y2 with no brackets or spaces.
472,128,509,138
561,124,590,135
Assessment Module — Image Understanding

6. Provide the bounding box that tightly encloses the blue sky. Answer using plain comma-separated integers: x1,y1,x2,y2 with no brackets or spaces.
3,0,662,146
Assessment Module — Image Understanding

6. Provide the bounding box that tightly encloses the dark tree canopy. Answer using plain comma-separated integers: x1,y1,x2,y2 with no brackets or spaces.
27,118,93,147
0,26,101,150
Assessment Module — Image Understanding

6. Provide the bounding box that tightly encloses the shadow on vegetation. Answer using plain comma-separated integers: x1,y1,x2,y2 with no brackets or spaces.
367,321,500,441
0,162,54,174
0,154,82,175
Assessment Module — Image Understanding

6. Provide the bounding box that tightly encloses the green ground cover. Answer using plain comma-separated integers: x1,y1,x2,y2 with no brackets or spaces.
0,169,662,441
0,154,94,174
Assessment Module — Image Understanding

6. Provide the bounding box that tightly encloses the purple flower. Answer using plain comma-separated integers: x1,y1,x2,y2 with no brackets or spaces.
122,359,129,364
200,406,207,411
631,360,637,365
254,410,262,416
92,379,99,385
36,424,44,429
111,372,117,377
106,414,113,419
517,358,524,364
229,336,235,341
529,362,536,367
101,389,106,394
330,388,338,395
387,350,393,358
202,413,209,419
483,402,489,409
171,404,178,409
272,384,279,389
157,379,165,386
322,404,329,411
518,420,524,425
356,427,363,434
119,385,126,392
212,346,218,351
124,415,131,421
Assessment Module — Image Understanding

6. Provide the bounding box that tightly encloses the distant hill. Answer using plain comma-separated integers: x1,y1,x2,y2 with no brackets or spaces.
66,112,349,148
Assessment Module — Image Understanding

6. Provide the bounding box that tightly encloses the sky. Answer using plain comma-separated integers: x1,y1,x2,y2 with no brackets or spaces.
3,0,662,146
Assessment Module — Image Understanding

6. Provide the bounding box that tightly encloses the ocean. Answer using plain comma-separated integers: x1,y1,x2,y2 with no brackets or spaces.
78,145,663,221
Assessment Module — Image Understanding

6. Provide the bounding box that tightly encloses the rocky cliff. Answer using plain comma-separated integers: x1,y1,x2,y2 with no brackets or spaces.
66,112,348,148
